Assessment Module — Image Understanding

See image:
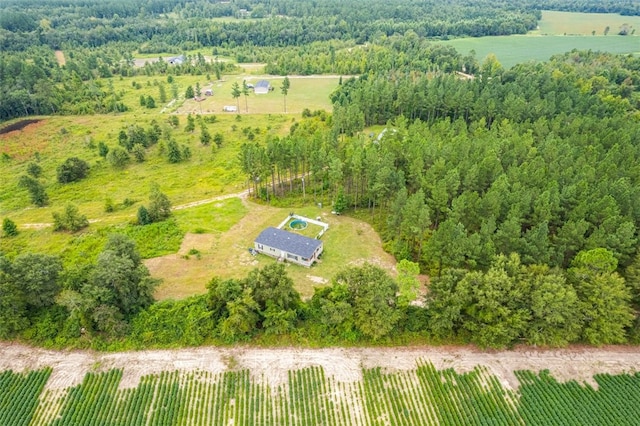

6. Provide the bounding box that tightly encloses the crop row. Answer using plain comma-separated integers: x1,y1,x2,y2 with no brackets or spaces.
516,369,640,425
0,368,51,426
2,362,640,425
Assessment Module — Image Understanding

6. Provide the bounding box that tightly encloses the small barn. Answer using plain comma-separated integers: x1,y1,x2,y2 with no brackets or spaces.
254,80,271,94
254,227,323,267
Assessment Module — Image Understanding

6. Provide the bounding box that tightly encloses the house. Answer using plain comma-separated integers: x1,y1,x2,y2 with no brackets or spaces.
223,105,238,112
254,227,323,267
168,55,186,65
254,80,271,94
204,89,213,96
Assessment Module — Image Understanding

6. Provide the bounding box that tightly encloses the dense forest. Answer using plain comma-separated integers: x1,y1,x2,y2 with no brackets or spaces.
2,0,640,349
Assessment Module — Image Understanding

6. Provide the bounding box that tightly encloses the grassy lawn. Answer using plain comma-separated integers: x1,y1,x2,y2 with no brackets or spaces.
175,75,340,115
149,199,396,301
438,11,640,68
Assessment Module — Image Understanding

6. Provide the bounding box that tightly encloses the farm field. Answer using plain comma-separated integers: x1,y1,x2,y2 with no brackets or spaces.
536,10,640,36
439,10,640,68
2,344,640,425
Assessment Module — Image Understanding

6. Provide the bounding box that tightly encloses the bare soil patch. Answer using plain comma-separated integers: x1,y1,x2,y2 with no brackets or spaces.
0,119,50,160
54,50,66,66
1,343,640,392
0,119,42,135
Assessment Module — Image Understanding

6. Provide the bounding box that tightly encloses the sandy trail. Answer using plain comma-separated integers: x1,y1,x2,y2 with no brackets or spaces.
1,343,639,392
19,191,249,230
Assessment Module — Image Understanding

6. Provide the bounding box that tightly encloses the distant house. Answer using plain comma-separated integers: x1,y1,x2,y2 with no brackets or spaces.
254,227,323,267
254,80,271,94
168,55,186,65
223,105,238,112
204,89,213,96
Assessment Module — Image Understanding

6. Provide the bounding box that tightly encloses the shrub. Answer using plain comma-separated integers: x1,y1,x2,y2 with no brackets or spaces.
52,204,89,232
26,162,42,178
107,147,129,168
2,218,18,237
18,175,48,206
56,157,90,183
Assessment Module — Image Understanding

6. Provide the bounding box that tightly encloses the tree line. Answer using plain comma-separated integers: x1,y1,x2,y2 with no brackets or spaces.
1,0,542,51
1,238,637,349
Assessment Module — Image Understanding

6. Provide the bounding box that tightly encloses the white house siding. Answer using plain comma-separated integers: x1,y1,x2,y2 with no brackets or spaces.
254,242,322,267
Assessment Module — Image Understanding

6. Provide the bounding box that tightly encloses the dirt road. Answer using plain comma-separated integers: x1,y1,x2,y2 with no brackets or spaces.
2,343,639,391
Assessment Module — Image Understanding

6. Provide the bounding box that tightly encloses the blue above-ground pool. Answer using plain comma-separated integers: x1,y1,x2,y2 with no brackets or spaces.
290,219,308,230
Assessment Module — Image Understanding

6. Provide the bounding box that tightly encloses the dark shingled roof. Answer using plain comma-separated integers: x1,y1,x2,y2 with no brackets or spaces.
255,80,270,88
255,227,322,259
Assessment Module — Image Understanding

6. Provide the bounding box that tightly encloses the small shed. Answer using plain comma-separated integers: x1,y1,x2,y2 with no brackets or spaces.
254,227,323,267
223,105,238,112
204,89,213,96
254,80,271,94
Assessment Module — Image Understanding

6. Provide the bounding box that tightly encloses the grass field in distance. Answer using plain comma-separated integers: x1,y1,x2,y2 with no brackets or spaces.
439,10,640,68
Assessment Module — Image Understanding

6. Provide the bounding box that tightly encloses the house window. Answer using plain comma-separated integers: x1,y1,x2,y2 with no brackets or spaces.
258,244,264,250
286,253,298,260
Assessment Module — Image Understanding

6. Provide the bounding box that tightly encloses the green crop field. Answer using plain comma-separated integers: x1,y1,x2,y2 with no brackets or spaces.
4,362,640,425
439,11,640,68
537,10,640,36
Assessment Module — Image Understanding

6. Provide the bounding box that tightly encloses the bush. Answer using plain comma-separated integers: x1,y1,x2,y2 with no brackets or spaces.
97,141,109,157
56,157,90,183
26,162,42,178
106,147,130,168
18,175,48,206
2,218,18,237
131,144,146,162
52,204,89,232
137,206,151,225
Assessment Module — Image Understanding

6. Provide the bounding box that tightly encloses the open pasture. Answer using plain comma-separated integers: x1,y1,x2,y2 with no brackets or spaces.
174,75,340,116
439,11,640,68
537,10,640,36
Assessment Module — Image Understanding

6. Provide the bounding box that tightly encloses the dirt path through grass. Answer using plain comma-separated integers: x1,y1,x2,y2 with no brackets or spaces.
20,190,250,229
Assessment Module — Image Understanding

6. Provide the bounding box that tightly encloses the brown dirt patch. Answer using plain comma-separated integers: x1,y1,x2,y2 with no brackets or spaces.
54,50,66,66
0,119,42,135
2,343,640,392
0,119,49,160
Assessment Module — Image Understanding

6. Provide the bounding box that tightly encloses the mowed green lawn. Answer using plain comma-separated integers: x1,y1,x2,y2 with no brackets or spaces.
439,11,640,68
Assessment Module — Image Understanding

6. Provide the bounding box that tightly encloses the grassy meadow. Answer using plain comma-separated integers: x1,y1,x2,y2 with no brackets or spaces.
174,74,341,115
537,10,640,36
439,10,640,68
0,70,390,300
